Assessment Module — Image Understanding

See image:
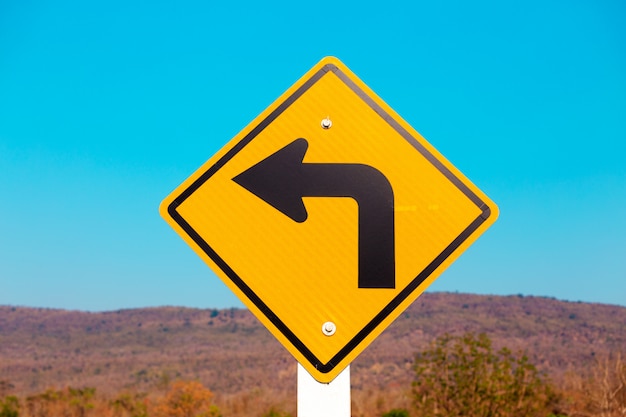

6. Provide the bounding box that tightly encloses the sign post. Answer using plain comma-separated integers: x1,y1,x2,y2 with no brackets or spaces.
297,364,350,417
160,56,498,390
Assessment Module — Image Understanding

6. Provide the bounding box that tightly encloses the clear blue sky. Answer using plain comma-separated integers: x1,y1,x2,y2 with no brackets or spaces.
1,0,624,311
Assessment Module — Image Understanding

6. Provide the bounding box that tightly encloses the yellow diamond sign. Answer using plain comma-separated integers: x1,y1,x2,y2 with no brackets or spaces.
160,57,498,383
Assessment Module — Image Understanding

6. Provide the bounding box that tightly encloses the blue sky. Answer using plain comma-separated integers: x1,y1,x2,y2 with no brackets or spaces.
1,0,624,311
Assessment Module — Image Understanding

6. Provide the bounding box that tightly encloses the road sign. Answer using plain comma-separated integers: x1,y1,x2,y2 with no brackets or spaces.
160,56,498,383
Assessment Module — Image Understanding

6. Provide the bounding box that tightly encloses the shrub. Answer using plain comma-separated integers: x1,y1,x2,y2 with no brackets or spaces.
0,396,19,417
381,408,409,417
152,380,219,417
413,333,554,417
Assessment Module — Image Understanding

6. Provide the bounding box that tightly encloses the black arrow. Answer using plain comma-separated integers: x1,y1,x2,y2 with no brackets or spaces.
232,138,395,289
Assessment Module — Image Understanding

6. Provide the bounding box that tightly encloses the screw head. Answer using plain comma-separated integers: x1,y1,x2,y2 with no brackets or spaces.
322,321,336,336
321,117,332,129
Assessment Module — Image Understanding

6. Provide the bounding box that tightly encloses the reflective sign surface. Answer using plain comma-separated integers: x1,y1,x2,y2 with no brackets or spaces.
160,57,498,382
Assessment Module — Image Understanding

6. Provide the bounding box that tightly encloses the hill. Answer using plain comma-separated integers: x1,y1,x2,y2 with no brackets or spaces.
1,292,625,414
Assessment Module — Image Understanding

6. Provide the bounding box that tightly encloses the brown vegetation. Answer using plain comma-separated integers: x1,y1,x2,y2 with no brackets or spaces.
0,292,624,416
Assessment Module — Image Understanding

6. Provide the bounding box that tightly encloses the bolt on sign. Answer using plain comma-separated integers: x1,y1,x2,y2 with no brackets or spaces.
160,57,498,383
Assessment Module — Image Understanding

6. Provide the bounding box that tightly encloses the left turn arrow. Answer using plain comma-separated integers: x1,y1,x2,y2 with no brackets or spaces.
232,138,395,289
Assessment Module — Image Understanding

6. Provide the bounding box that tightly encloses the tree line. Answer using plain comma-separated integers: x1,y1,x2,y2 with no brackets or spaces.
1,332,624,417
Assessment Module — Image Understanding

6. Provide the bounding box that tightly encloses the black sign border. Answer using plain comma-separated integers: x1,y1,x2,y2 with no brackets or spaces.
167,63,493,375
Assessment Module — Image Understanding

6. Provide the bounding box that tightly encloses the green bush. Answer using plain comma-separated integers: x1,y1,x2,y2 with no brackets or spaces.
413,333,554,417
381,408,409,417
261,406,293,417
0,396,19,417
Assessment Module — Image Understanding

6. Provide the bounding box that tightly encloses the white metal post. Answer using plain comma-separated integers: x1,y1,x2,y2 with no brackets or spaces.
297,363,350,417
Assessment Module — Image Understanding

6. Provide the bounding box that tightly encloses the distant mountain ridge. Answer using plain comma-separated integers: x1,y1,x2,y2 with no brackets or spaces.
1,292,625,399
